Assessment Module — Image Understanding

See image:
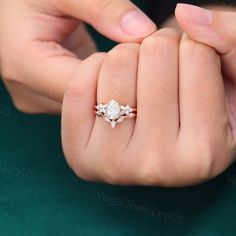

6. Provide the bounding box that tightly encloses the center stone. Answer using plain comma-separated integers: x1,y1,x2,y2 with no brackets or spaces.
106,100,121,120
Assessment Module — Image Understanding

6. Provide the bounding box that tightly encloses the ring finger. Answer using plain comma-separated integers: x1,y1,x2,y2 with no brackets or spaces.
90,43,140,148
87,43,139,182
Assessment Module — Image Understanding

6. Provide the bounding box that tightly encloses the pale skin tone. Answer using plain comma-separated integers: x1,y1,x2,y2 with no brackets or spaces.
166,3,236,142
0,0,156,113
1,1,236,186
62,4,236,186
62,29,236,187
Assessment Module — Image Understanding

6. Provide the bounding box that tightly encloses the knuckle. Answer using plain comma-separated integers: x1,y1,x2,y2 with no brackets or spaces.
65,52,105,99
106,43,139,68
140,166,159,186
197,156,213,182
103,169,120,185
104,171,121,185
157,27,181,39
178,134,226,185
101,147,131,185
141,28,180,54
64,69,88,99
197,135,229,179
137,149,164,186
181,34,220,66
65,75,86,99
102,154,123,185
188,141,215,182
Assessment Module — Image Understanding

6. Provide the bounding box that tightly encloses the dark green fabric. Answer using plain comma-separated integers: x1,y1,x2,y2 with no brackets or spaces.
1,1,236,235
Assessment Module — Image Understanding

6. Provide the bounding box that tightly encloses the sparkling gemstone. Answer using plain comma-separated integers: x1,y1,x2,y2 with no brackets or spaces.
128,113,135,118
111,121,117,128
124,106,131,115
97,104,107,114
121,105,132,115
106,100,121,120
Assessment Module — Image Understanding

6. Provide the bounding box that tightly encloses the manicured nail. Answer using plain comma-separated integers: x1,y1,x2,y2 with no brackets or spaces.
178,4,212,26
120,10,156,37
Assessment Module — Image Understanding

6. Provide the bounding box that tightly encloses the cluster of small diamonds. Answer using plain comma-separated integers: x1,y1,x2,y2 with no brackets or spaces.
95,100,135,128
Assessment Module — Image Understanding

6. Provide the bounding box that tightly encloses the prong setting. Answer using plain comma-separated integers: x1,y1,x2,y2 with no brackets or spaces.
95,100,136,128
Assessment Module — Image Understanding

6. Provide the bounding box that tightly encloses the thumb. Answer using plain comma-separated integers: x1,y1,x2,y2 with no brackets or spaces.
53,0,156,42
175,4,236,78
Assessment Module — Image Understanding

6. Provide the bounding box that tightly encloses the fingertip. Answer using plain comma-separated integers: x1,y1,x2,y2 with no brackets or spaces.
176,4,212,26
120,9,157,39
175,4,190,31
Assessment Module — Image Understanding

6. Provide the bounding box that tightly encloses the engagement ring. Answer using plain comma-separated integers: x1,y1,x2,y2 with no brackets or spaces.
95,100,137,128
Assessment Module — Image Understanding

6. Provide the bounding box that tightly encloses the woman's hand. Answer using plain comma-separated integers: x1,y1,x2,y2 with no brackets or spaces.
0,0,155,114
176,3,236,135
62,29,236,187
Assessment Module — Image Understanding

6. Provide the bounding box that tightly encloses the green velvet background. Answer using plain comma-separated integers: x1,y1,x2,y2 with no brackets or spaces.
1,1,236,235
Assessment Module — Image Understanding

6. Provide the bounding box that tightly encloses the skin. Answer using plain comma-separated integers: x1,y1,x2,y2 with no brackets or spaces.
0,0,155,114
164,4,236,142
62,29,236,187
175,4,236,137
1,1,236,186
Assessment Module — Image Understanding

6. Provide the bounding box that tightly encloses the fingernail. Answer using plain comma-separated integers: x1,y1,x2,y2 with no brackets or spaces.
120,10,156,37
178,4,212,26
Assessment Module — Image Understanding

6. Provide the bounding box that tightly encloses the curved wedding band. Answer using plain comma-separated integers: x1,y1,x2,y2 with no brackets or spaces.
94,100,137,128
